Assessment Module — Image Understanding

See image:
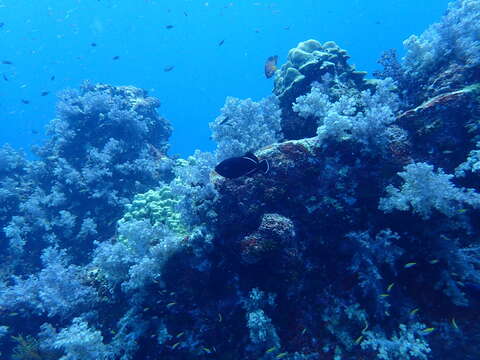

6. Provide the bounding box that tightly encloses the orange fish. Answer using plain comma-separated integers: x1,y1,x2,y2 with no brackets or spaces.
264,55,278,78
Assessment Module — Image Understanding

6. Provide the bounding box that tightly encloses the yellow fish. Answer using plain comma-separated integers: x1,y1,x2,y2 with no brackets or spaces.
355,335,364,344
421,327,435,334
264,55,278,78
266,346,277,354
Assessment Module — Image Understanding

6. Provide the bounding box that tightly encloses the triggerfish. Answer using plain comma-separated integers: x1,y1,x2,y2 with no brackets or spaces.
215,152,269,179
264,55,278,78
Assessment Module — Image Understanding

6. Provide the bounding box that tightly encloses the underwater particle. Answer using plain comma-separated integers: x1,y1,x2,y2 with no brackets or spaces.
112,55,120,60
90,42,97,47
264,55,278,78
183,11,188,16
218,39,225,46
50,75,55,80
215,152,269,179
21,99,30,104
2,73,7,81
0,22,4,28
283,25,290,30
163,65,175,72
404,262,417,268
40,91,49,96
31,129,39,134
165,24,174,29
2,60,13,65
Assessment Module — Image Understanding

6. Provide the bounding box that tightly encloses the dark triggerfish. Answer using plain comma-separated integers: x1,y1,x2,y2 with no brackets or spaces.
264,55,278,78
215,152,269,179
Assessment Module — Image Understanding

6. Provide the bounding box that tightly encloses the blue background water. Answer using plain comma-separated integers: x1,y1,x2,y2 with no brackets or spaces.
0,0,450,158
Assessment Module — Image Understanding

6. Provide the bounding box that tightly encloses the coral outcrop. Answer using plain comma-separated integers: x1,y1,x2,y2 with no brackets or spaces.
274,40,369,139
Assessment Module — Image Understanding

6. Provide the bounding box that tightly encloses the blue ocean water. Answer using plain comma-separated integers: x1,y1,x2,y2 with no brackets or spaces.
1,0,450,157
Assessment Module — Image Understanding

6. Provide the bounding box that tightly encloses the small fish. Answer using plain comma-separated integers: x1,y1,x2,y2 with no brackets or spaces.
218,39,225,46
266,346,277,354
90,42,97,47
50,75,55,81
420,327,435,334
9,312,19,316
410,308,420,315
276,353,288,359
429,259,440,264
21,99,30,104
355,335,364,344
451,317,458,329
264,55,278,78
218,116,230,125
457,208,467,213
202,347,212,354
2,60,13,65
31,129,39,134
301,328,307,335
379,294,390,298
2,73,7,81
283,26,290,30
165,24,174,29
215,152,269,179
40,91,49,96
184,11,188,16
143,307,150,312
112,55,120,60
176,332,184,338
218,313,222,322
0,22,4,28
171,342,181,350
404,262,417,268
387,283,394,292
166,302,176,308
164,65,175,72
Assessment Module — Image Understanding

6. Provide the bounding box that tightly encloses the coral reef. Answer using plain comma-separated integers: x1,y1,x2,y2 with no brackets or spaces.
0,82,173,267
209,96,282,161
273,39,370,139
1,1,480,359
